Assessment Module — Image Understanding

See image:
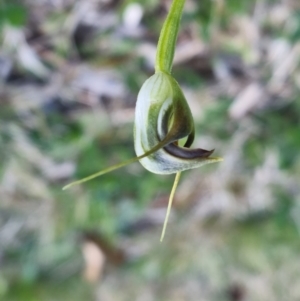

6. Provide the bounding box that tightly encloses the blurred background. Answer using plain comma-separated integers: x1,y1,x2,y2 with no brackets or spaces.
1,0,300,300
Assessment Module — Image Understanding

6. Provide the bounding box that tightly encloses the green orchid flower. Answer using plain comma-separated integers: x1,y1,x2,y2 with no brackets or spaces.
63,0,223,242
134,70,219,174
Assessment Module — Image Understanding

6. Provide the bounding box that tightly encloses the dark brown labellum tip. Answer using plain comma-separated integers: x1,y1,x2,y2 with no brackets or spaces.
164,143,215,159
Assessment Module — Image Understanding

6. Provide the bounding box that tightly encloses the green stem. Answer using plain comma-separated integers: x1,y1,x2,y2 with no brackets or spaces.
155,0,186,74
160,172,181,242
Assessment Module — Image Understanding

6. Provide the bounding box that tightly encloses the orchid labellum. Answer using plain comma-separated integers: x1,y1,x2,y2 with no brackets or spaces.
63,0,222,241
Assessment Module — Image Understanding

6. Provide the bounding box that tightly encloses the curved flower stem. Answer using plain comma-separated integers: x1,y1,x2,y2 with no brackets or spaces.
156,0,186,241
155,0,186,74
160,172,181,242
